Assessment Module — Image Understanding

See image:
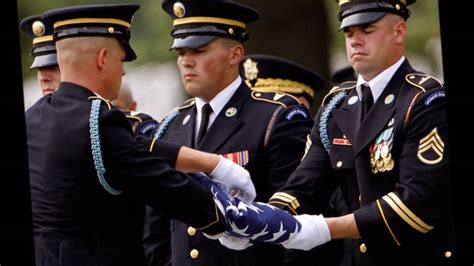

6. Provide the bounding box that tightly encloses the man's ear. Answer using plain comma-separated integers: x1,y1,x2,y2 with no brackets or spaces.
97,48,108,72
394,21,407,44
229,44,244,67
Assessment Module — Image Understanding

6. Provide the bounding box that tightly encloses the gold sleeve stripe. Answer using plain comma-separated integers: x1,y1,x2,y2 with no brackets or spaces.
376,199,401,246
382,193,433,233
387,193,433,230
149,138,157,152
272,192,296,201
194,202,220,231
268,201,297,215
270,195,299,209
271,192,300,208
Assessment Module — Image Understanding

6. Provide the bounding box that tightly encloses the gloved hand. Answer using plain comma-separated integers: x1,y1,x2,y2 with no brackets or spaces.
226,199,332,251
209,155,256,203
282,214,331,250
191,173,331,251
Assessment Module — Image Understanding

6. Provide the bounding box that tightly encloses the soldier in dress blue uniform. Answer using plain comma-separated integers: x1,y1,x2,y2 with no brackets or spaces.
264,0,456,265
20,14,60,95
142,1,315,266
26,4,255,266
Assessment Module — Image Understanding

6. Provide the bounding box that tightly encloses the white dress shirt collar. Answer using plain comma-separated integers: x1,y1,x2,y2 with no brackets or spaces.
356,56,405,103
194,76,242,140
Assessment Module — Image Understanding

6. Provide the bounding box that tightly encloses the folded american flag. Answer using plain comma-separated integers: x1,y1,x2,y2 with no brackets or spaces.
190,173,301,244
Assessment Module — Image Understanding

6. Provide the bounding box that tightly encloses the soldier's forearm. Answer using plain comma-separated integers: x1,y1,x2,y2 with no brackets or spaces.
175,146,221,174
325,213,360,239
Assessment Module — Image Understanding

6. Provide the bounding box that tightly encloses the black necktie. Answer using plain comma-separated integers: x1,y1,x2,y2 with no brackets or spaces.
361,84,374,122
196,103,213,145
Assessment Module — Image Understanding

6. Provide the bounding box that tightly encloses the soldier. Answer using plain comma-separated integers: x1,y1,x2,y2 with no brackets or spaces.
26,4,255,266
263,0,455,265
143,1,313,266
239,54,324,110
113,78,159,137
20,14,60,95
211,0,455,265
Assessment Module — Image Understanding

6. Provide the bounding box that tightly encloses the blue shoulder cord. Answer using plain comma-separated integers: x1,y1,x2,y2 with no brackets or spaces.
89,99,123,195
153,109,180,140
319,91,348,152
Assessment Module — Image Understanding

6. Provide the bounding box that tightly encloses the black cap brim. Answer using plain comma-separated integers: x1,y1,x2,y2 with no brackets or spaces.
339,12,386,30
30,53,58,69
171,35,218,49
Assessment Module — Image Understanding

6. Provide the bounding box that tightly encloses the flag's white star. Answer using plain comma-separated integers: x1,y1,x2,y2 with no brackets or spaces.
266,222,287,243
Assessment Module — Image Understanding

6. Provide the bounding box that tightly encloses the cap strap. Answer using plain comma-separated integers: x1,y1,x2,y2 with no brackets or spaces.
54,18,131,29
173,16,246,29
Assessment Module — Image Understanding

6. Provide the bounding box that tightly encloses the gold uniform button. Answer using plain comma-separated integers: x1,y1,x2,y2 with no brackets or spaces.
336,161,343,168
445,251,452,258
359,243,367,253
187,226,196,236
190,249,199,259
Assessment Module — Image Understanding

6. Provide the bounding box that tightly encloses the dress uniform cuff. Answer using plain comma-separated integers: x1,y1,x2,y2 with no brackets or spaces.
354,201,400,247
136,136,181,168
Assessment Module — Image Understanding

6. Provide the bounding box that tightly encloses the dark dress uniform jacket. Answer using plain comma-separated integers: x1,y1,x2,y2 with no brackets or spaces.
26,82,226,266
143,82,313,266
270,60,456,266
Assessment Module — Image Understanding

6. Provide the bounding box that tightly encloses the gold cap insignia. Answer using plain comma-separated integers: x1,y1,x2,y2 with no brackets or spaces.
32,20,45,37
417,128,445,165
243,58,258,82
173,2,186,18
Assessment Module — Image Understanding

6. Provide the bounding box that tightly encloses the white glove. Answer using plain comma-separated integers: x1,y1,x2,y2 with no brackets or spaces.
282,214,331,251
218,233,254,250
210,155,256,203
